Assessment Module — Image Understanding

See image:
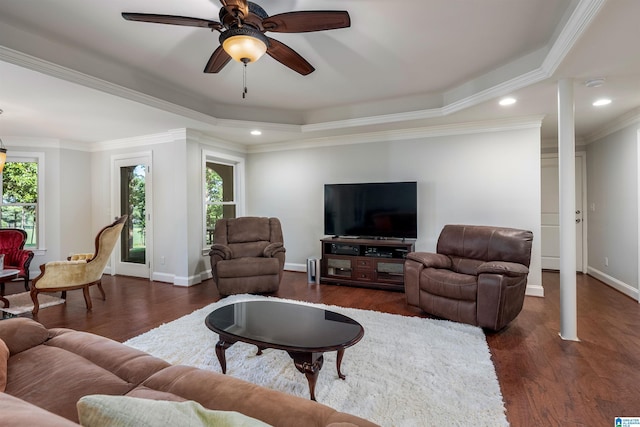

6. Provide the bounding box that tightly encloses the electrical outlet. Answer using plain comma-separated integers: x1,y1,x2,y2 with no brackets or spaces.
604,257,608,267
161,256,165,265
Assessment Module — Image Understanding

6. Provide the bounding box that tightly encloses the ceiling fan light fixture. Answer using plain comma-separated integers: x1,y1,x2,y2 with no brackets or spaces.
220,27,269,63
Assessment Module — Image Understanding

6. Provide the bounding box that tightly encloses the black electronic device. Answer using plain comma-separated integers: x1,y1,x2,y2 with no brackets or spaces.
364,247,393,258
330,243,360,256
324,181,418,239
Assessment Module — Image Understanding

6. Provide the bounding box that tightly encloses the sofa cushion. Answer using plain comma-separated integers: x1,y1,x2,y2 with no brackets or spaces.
77,394,272,427
0,338,8,392
0,392,79,427
6,345,141,422
0,317,50,355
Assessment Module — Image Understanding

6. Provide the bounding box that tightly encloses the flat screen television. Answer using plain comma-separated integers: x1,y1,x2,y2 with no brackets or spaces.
324,181,417,239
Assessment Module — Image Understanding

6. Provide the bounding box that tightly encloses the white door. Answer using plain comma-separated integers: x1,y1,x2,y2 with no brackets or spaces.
113,155,152,278
541,154,585,271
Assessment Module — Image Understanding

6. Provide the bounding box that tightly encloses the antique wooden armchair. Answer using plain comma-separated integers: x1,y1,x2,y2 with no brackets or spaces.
30,216,127,315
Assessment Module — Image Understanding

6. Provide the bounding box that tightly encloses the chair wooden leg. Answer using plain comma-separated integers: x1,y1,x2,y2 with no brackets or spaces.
82,286,93,310
61,291,67,299
31,288,40,316
24,277,29,292
97,282,106,300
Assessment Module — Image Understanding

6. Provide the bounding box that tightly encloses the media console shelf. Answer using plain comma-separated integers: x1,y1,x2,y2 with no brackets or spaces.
320,237,415,291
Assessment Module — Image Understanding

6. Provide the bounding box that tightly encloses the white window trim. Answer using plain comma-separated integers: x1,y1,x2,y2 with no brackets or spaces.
202,149,245,251
4,151,46,255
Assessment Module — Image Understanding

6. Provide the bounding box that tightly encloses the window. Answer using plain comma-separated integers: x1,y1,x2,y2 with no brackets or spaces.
1,156,41,248
203,151,244,248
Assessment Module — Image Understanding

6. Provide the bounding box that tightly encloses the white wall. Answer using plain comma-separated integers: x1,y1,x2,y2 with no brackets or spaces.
4,139,94,278
89,129,247,286
586,122,639,299
246,121,543,294
8,123,543,294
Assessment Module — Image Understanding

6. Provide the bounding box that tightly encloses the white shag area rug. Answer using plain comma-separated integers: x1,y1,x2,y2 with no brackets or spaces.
1,291,65,315
124,294,508,427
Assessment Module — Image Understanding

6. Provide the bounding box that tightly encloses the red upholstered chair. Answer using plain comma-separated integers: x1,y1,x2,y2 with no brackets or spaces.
0,228,35,294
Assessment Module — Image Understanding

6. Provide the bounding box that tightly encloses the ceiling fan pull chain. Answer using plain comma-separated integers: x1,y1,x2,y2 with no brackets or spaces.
242,61,248,99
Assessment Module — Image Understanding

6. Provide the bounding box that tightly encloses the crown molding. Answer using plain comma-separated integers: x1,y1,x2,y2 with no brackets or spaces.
248,116,544,154
0,46,222,128
185,129,247,153
0,1,606,139
300,0,605,134
584,106,640,143
91,129,187,152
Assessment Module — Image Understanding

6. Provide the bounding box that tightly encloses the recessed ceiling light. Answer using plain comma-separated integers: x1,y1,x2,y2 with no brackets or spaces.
499,97,516,106
592,98,612,107
250,130,262,136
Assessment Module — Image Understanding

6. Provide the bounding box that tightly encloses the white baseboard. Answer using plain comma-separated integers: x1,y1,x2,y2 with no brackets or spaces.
525,283,545,297
151,272,174,284
587,266,639,301
285,262,306,272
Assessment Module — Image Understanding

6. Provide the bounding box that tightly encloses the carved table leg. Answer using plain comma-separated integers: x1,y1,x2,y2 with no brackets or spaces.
215,339,235,374
336,349,346,380
290,352,324,401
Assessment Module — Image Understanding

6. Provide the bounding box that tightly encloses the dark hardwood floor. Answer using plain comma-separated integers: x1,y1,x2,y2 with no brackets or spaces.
4,271,639,426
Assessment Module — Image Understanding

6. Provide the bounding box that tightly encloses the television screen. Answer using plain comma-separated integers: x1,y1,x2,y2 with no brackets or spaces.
324,182,417,239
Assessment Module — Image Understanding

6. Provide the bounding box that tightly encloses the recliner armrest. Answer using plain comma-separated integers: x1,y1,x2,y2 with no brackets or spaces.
209,244,232,260
477,261,529,277
263,242,285,258
406,252,451,269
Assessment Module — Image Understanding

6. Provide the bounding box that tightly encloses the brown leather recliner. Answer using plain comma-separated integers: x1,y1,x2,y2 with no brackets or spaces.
209,217,286,296
404,224,533,330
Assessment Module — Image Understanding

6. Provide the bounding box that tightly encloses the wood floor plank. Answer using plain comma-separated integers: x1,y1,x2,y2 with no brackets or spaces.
7,270,640,426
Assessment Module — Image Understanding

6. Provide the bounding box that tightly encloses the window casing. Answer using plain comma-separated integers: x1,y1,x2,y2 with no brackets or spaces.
0,152,45,251
203,150,244,248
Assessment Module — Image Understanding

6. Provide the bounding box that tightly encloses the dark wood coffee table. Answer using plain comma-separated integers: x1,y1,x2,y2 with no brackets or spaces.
205,300,364,401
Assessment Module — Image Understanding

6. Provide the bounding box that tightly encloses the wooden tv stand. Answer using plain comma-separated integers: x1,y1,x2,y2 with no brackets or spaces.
319,237,415,292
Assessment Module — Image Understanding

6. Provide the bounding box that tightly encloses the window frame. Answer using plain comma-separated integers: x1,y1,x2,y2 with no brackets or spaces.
202,149,245,251
1,151,46,254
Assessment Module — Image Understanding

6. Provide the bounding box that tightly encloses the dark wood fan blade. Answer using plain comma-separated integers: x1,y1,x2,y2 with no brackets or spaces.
262,11,350,33
266,37,314,75
220,0,249,18
204,46,232,73
122,13,223,30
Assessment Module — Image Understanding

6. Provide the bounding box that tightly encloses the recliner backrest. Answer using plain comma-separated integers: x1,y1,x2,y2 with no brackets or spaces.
437,224,533,269
214,217,283,258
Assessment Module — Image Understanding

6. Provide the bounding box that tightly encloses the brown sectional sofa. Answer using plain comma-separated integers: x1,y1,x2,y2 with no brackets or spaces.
1,318,377,427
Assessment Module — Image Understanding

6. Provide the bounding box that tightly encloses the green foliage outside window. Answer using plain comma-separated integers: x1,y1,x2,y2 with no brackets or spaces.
1,162,39,246
205,163,235,245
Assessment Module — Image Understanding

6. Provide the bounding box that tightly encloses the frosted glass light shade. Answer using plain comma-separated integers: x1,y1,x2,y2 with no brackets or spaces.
222,35,267,63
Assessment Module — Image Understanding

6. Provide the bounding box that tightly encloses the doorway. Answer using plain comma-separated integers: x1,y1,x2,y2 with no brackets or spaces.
541,153,587,272
113,154,152,278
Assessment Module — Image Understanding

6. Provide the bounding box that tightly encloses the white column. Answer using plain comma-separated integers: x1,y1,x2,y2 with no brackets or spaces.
557,78,579,341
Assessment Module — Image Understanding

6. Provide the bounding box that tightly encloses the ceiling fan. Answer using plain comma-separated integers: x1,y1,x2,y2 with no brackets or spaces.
122,0,351,76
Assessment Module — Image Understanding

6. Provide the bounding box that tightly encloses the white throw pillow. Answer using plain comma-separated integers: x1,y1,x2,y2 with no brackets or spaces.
77,394,272,427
